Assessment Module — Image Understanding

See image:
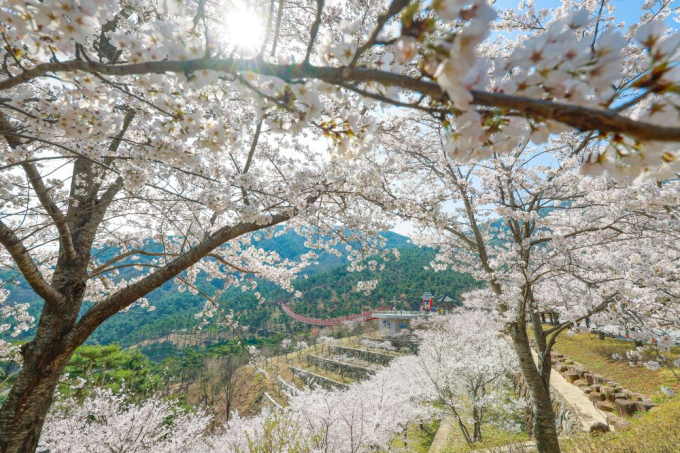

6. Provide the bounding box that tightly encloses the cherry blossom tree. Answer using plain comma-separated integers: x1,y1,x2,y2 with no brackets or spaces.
2,0,680,451
280,338,292,362
38,388,210,453
287,355,430,452
294,340,308,360
351,2,680,450
414,310,521,445
359,338,396,352
366,107,680,451
37,350,429,453
0,1,395,449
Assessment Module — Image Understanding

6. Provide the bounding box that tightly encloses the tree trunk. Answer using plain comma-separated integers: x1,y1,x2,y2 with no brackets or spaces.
1,251,88,453
0,304,78,453
510,324,561,453
472,406,482,442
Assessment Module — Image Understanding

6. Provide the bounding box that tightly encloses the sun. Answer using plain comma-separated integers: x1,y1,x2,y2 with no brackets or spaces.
223,8,264,53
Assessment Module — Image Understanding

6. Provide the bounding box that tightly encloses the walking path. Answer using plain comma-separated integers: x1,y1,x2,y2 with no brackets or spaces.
428,416,454,452
529,349,609,431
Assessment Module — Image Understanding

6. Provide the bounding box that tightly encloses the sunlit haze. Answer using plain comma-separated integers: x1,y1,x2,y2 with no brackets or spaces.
223,8,264,52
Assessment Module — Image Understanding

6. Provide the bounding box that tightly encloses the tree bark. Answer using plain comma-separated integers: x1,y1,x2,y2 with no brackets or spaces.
0,302,80,453
510,324,561,453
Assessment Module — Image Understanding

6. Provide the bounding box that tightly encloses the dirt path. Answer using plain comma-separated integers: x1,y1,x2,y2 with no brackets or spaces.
428,416,454,452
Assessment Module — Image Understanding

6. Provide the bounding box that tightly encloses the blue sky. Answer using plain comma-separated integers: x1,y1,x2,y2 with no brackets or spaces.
492,0,678,28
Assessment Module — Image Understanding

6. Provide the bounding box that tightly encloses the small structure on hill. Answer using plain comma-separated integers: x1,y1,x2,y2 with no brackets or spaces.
415,292,462,314
372,310,429,336
432,293,462,313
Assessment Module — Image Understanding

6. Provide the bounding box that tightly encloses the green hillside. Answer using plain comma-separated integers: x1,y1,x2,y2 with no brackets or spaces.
232,247,477,330
2,230,477,347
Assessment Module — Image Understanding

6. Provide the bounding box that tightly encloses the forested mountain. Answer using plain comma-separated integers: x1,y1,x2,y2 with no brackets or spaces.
3,230,477,347
90,247,478,347
231,247,478,333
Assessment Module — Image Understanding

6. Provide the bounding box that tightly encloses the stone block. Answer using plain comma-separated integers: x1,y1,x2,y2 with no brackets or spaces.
614,392,628,400
607,414,632,430
600,386,615,402
558,365,568,373
630,393,645,401
635,401,656,412
584,373,595,385
590,422,610,433
565,372,580,384
592,384,601,392
588,392,604,402
582,387,592,394
595,401,614,412
615,400,638,417
574,379,588,387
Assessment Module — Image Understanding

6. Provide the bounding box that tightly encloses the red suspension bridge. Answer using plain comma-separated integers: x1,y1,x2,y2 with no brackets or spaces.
278,303,386,327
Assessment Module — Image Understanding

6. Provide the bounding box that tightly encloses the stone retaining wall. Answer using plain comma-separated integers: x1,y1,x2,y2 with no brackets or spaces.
289,366,348,390
329,345,396,366
360,335,419,353
263,392,283,409
307,354,375,380
510,372,580,436
277,375,299,396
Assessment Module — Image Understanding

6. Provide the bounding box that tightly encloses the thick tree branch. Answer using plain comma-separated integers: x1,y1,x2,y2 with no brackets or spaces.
1,58,680,142
0,220,65,304
70,210,298,344
270,0,284,57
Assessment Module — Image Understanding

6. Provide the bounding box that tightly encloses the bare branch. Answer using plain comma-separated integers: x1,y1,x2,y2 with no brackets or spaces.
349,0,410,67
304,0,325,63
0,111,78,260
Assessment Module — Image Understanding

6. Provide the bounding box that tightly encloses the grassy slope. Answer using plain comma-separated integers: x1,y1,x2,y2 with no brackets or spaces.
542,331,680,452
391,420,441,453
548,332,680,400
446,425,530,452
562,398,680,453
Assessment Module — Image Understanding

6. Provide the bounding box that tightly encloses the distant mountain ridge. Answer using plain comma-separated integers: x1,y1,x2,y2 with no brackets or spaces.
2,230,478,347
